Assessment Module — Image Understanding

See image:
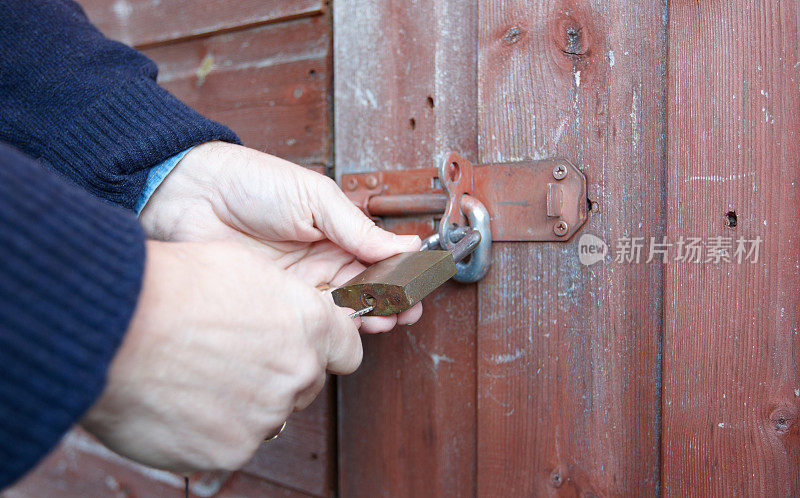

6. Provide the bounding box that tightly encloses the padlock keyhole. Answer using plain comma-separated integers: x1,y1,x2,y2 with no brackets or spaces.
362,293,377,307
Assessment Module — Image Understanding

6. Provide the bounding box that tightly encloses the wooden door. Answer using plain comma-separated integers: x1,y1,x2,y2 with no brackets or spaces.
335,1,799,496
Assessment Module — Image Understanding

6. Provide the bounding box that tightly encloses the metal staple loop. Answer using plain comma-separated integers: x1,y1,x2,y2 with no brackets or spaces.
423,195,492,283
435,153,492,283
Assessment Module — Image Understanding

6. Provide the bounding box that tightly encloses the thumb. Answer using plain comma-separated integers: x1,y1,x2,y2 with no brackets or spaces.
313,180,421,262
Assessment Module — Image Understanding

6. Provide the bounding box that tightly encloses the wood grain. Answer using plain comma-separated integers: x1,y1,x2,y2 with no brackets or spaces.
662,1,800,494
242,384,334,497
338,284,477,497
2,430,310,498
335,2,478,494
143,15,332,167
77,0,324,48
476,1,666,495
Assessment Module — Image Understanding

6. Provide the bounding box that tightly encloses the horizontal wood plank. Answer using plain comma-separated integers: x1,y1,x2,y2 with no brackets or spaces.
2,430,309,498
77,0,324,47
242,384,333,497
6,390,331,498
143,16,331,166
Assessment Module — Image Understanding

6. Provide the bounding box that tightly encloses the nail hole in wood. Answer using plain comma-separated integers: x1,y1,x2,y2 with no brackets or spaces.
409,118,416,130
726,211,737,228
426,96,435,108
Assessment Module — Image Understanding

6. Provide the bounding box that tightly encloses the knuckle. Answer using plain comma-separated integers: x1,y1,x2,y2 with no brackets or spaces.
291,352,324,392
333,329,363,375
314,175,340,197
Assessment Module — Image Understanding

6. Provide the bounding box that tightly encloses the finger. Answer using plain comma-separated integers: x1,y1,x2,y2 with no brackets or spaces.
329,259,367,287
359,314,398,334
323,303,364,375
310,179,421,262
397,302,423,326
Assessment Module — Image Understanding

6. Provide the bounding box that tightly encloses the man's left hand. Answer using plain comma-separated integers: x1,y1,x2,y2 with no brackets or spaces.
139,141,423,333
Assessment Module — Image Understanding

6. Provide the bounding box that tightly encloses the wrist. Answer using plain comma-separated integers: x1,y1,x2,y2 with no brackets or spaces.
138,145,222,240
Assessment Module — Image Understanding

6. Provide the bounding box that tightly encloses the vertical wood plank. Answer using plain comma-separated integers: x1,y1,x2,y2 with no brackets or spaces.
334,1,478,496
663,1,800,494
476,1,667,495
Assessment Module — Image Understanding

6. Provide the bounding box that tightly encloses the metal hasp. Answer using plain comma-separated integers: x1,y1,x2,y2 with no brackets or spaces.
332,229,481,316
341,153,588,242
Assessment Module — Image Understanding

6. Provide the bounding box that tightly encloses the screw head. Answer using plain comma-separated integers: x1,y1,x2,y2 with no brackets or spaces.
345,177,359,190
553,164,568,180
365,175,379,189
554,220,569,236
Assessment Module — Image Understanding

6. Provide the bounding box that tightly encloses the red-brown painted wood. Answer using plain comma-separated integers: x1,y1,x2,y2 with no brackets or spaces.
3,430,311,498
144,16,332,167
662,1,800,494
243,385,334,496
78,0,324,47
476,1,666,495
334,1,478,495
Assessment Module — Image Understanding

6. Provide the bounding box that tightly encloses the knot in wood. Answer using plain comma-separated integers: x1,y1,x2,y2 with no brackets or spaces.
553,15,592,59
550,469,564,488
769,404,796,434
503,26,525,45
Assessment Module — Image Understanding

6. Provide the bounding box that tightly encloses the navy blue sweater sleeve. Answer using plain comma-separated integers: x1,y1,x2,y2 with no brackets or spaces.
0,0,240,210
0,143,145,488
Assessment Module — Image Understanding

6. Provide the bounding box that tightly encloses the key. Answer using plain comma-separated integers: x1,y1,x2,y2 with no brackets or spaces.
332,228,481,316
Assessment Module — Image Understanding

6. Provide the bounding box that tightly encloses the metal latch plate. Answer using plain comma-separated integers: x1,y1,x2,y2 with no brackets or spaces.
341,158,587,241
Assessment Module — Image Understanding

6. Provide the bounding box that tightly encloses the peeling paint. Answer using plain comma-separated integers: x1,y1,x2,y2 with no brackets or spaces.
491,348,525,364
112,0,132,20
553,117,568,147
687,172,755,183
196,54,215,86
430,353,454,369
630,88,639,151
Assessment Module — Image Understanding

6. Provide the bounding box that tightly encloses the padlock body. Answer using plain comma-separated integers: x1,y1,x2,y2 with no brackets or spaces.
332,250,456,315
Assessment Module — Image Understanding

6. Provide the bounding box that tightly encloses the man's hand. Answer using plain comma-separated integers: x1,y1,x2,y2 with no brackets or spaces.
140,142,422,332
83,241,361,473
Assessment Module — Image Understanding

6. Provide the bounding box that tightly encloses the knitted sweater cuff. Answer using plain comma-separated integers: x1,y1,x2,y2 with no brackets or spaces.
42,77,240,210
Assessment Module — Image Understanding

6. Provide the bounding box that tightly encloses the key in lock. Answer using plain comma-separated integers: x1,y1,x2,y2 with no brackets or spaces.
332,228,481,316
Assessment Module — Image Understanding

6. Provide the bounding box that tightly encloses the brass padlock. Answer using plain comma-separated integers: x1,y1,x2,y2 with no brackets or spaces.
332,229,480,316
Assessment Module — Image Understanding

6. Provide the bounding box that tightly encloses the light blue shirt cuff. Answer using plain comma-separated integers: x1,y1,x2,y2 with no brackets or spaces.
135,147,195,215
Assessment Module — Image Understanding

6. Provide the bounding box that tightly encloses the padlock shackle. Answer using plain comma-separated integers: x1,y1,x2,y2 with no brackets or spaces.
450,228,481,263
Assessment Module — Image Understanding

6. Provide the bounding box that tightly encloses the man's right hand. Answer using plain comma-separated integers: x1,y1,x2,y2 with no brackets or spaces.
82,240,361,473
